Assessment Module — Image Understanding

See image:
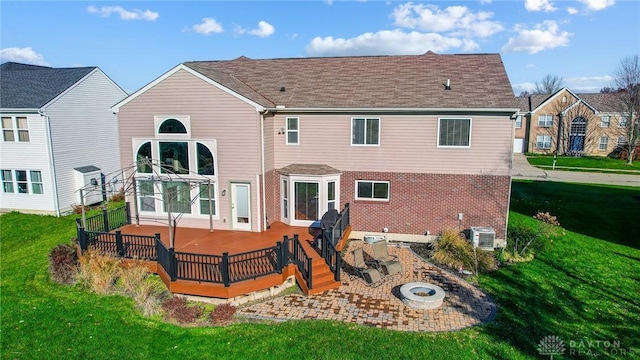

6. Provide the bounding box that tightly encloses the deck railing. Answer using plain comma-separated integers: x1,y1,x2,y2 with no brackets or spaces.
320,203,349,281
75,203,351,292
290,235,313,289
80,203,131,233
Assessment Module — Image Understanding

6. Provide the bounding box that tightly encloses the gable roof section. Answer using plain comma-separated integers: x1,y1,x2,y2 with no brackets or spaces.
111,63,267,113
0,62,97,109
183,52,518,110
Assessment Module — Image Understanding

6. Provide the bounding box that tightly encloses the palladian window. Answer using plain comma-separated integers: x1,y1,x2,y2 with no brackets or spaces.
136,142,152,173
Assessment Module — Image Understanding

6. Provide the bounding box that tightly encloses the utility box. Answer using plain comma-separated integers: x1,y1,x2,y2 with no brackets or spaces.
74,165,103,205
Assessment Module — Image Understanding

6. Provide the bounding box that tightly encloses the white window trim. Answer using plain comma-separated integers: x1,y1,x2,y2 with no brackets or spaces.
437,118,472,148
280,174,340,226
599,136,608,151
538,115,553,128
600,115,611,128
536,135,552,149
355,180,390,202
1,116,30,142
619,116,628,128
198,182,219,217
618,136,627,146
154,115,191,139
0,169,43,195
515,115,523,129
286,117,299,145
351,117,381,146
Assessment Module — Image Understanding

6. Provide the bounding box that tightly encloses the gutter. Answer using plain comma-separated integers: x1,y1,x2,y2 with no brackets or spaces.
40,109,61,217
263,106,521,115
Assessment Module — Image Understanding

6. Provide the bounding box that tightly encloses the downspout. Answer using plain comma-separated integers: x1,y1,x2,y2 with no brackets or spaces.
41,109,61,217
260,109,269,231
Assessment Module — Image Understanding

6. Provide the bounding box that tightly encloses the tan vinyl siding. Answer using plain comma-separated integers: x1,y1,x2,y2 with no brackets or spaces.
269,114,511,175
118,69,262,230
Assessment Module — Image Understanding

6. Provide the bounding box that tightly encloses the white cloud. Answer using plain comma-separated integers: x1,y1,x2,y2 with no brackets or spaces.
0,47,49,66
566,75,614,92
306,29,478,57
501,21,571,54
248,21,275,38
391,3,503,38
190,18,224,35
513,82,537,95
524,0,557,12
480,0,492,4
87,6,158,21
578,0,615,11
567,7,579,15
236,21,275,38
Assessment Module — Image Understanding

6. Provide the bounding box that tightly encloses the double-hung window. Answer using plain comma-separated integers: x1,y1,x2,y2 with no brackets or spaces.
30,171,43,194
600,116,610,127
1,170,14,193
199,184,216,215
618,136,627,146
536,135,552,149
599,136,608,151
351,117,379,145
619,116,628,128
356,180,389,201
286,117,299,145
515,115,523,128
2,116,29,142
438,118,471,147
538,115,553,127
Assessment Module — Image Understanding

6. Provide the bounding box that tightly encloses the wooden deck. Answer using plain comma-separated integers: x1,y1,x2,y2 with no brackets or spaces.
116,222,347,298
119,221,315,256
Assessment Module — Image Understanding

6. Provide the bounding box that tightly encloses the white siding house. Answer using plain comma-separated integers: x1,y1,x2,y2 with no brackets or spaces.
0,62,127,215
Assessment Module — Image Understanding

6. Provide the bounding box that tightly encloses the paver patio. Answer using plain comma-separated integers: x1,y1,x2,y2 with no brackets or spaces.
239,239,496,332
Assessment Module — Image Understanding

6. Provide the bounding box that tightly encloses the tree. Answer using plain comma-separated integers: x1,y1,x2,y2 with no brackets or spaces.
534,74,564,94
611,55,640,165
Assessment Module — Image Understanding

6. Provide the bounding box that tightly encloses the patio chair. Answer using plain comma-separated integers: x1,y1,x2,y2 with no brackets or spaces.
371,240,403,276
351,247,383,287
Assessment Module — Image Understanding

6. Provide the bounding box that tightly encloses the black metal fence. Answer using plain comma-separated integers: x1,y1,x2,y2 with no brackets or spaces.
80,203,131,233
75,203,351,291
320,203,350,282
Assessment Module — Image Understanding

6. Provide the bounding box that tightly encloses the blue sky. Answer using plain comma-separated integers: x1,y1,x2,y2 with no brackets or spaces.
2,1,638,95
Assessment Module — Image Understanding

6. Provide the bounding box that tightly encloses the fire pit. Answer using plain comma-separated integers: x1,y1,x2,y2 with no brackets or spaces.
400,282,445,309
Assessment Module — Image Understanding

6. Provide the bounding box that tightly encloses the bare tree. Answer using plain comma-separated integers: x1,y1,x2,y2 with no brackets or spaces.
612,55,640,164
534,74,564,94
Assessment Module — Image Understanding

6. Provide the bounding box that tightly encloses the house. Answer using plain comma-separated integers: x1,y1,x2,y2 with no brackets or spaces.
0,62,127,215
111,52,518,242
514,88,625,155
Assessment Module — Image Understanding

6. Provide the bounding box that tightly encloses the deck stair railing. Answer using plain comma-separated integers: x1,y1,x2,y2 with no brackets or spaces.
75,203,351,292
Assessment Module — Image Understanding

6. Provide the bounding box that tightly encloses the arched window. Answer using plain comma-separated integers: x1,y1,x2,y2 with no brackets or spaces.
158,118,187,134
136,141,152,173
197,142,215,175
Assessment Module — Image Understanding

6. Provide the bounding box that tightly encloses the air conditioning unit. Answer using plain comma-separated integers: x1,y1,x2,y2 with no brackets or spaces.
470,227,496,250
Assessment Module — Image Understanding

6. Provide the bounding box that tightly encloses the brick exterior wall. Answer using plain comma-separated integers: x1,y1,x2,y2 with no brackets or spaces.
340,171,509,239
264,170,509,239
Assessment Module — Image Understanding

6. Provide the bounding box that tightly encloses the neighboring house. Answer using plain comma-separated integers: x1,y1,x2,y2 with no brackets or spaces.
515,88,624,155
0,62,127,215
111,52,518,241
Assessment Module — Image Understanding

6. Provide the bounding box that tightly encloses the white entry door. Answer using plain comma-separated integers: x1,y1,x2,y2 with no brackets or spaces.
513,138,524,153
231,183,251,230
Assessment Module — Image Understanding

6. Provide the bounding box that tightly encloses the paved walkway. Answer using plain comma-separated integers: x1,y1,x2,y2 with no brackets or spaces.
239,240,495,332
511,153,640,187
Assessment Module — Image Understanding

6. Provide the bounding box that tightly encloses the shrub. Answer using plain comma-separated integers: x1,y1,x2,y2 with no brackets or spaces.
533,211,560,226
108,189,125,203
431,229,497,274
48,244,79,284
115,259,150,296
210,303,236,325
499,222,553,264
162,296,204,324
76,250,120,294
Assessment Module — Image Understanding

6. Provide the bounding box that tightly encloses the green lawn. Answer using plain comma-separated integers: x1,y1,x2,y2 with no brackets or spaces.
1,181,639,359
526,154,640,172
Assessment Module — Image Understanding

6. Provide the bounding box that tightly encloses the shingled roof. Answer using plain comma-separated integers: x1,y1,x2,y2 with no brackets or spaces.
0,62,96,109
184,52,518,110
